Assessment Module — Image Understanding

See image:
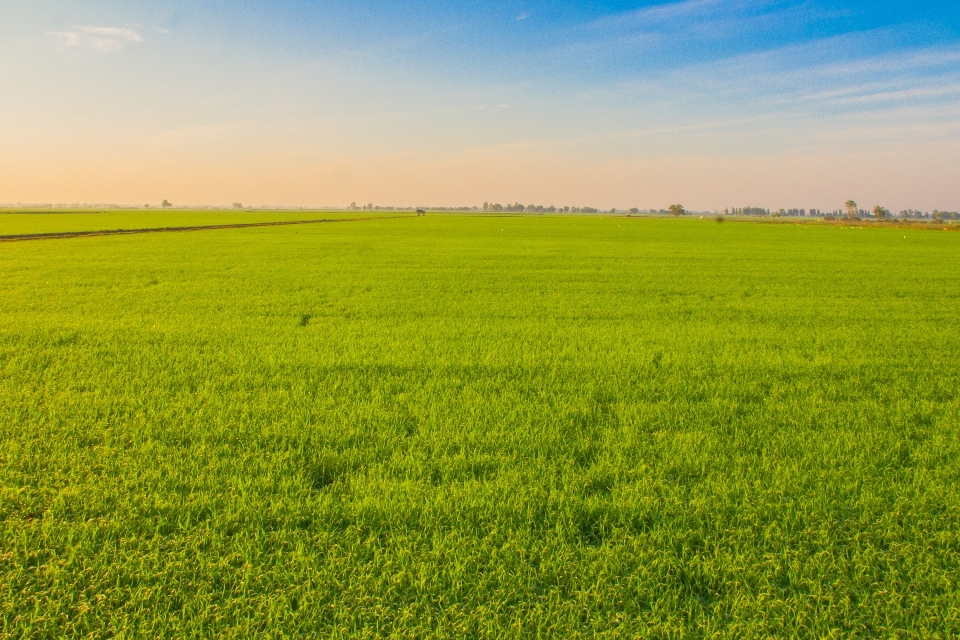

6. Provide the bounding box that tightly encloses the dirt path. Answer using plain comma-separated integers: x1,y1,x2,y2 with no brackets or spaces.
0,215,411,243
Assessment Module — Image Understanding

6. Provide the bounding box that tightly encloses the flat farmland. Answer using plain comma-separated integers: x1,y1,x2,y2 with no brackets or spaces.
1,214,959,637
0,210,375,237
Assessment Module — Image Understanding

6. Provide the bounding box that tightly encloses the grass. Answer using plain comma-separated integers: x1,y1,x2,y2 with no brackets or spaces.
1,214,959,637
0,210,384,237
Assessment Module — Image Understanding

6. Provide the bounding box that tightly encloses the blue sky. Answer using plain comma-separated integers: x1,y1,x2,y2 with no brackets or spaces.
2,0,959,210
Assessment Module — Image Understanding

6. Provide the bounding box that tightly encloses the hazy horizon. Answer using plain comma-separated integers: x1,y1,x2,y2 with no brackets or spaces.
3,0,959,211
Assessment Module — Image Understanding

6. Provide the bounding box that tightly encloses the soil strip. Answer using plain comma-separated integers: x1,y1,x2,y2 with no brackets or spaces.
0,215,410,243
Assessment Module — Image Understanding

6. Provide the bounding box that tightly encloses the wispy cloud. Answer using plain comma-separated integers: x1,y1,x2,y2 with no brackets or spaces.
47,26,142,54
707,40,960,112
607,28,960,110
130,122,252,148
594,0,727,28
516,12,531,21
577,0,844,52
766,77,960,108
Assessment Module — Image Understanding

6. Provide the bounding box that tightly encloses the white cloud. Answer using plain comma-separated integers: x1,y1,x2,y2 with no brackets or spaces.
582,0,842,50
516,12,531,21
131,122,253,149
47,26,143,54
602,0,725,27
47,31,81,47
610,33,960,113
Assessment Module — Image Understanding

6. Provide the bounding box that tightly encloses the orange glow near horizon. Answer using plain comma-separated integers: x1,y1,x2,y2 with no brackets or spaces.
3,140,958,212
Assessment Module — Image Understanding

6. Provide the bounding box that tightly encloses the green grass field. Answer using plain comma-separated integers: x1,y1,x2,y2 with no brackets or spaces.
0,210,378,236
2,213,959,637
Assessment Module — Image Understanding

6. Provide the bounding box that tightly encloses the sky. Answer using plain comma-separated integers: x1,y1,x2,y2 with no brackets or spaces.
2,0,959,211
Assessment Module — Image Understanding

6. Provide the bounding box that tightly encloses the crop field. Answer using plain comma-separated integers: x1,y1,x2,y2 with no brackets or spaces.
1,213,959,637
0,210,375,237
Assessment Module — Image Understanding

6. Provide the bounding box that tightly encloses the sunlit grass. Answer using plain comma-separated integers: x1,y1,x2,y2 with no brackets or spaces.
0,210,388,236
1,215,958,637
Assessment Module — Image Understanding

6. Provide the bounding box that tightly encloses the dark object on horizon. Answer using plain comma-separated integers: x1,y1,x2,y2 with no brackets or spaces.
416,209,425,216
845,200,858,220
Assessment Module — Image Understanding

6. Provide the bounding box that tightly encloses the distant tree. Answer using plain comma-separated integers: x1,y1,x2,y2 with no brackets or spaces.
844,200,858,219
232,202,243,210
668,204,685,217
872,205,889,221
161,199,172,209
629,208,639,214
349,202,358,210
934,210,944,223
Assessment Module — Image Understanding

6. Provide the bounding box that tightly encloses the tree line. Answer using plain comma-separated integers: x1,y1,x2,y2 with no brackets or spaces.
342,200,959,220
483,203,692,214
723,200,959,221
483,203,604,213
